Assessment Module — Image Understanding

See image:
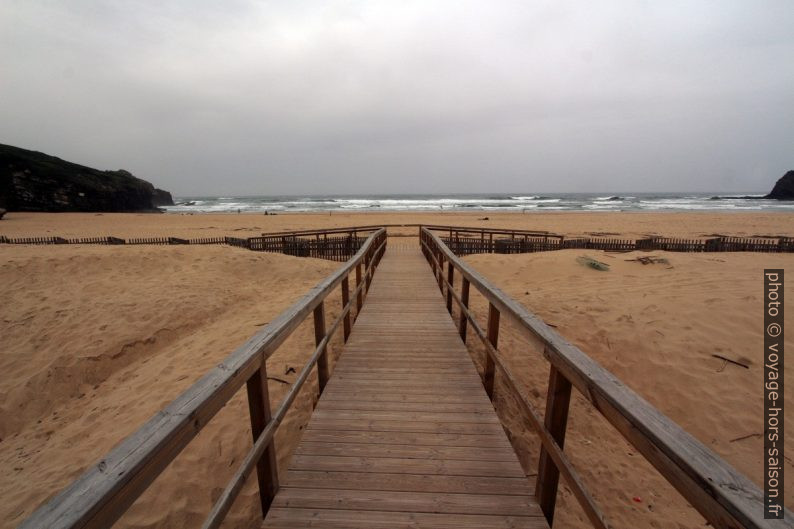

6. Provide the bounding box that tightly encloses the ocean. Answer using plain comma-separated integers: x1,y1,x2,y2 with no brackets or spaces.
165,193,794,214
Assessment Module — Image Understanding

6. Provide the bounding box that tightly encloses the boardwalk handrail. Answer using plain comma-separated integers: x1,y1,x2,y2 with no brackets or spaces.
21,228,388,529
420,227,790,529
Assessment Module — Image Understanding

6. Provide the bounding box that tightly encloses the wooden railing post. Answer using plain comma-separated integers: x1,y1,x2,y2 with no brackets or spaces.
459,277,470,343
446,262,454,313
365,253,374,290
355,263,363,316
536,365,573,526
484,303,499,399
341,276,351,342
245,363,279,516
437,252,444,290
314,302,329,393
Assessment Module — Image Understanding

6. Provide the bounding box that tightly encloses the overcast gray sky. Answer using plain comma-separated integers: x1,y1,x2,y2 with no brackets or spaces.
1,1,792,195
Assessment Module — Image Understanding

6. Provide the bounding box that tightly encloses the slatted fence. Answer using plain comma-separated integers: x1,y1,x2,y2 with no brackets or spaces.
2,225,792,257
248,234,365,262
428,226,794,256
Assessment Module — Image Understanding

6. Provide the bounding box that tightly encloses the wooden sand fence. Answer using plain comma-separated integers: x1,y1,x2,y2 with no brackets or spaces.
420,227,791,529
426,225,794,256
0,228,379,262
247,226,378,262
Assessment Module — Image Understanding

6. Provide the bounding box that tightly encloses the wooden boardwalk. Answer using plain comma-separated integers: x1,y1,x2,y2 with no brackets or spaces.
263,245,547,528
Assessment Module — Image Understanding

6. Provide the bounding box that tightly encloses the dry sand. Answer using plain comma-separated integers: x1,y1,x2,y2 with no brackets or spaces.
1,210,793,239
0,211,792,528
0,244,344,528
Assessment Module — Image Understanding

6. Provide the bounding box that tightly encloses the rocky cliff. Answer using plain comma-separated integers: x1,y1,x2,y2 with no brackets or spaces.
765,170,794,200
0,144,173,212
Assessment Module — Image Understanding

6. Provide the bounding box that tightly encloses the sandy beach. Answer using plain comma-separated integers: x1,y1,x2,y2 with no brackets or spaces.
1,210,793,240
1,211,792,528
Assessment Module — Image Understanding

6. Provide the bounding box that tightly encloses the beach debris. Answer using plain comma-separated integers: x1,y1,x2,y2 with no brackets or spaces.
285,366,296,375
729,432,762,443
625,256,670,265
632,496,643,503
478,217,489,221
576,255,610,271
712,354,750,371
267,376,291,385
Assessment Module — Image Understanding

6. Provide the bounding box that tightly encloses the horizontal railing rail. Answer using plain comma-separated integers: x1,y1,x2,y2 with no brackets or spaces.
20,228,388,529
420,227,790,529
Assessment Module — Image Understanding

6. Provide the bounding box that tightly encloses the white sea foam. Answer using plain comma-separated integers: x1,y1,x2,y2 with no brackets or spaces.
163,192,792,213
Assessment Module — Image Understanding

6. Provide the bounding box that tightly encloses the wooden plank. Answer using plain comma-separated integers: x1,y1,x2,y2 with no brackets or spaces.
272,488,541,516
317,400,494,413
297,430,510,448
295,441,517,461
306,418,503,435
282,471,532,495
289,455,526,478
264,508,546,528
311,409,500,424
319,392,488,404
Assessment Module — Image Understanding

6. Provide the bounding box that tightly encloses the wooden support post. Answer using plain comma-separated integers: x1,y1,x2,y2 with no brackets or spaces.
437,254,444,290
355,263,363,316
245,364,279,517
314,302,329,393
536,365,573,526
459,278,470,343
341,276,351,342
484,303,499,399
365,252,373,290
446,262,454,313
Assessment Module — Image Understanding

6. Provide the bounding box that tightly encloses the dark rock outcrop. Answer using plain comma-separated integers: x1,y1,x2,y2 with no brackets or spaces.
0,144,173,212
766,170,794,200
151,188,174,207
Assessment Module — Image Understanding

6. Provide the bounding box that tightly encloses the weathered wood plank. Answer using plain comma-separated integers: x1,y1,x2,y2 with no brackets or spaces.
289,454,526,478
295,441,518,461
311,409,501,424
306,418,504,435
264,508,547,528
282,471,532,495
272,488,541,516
297,430,510,448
